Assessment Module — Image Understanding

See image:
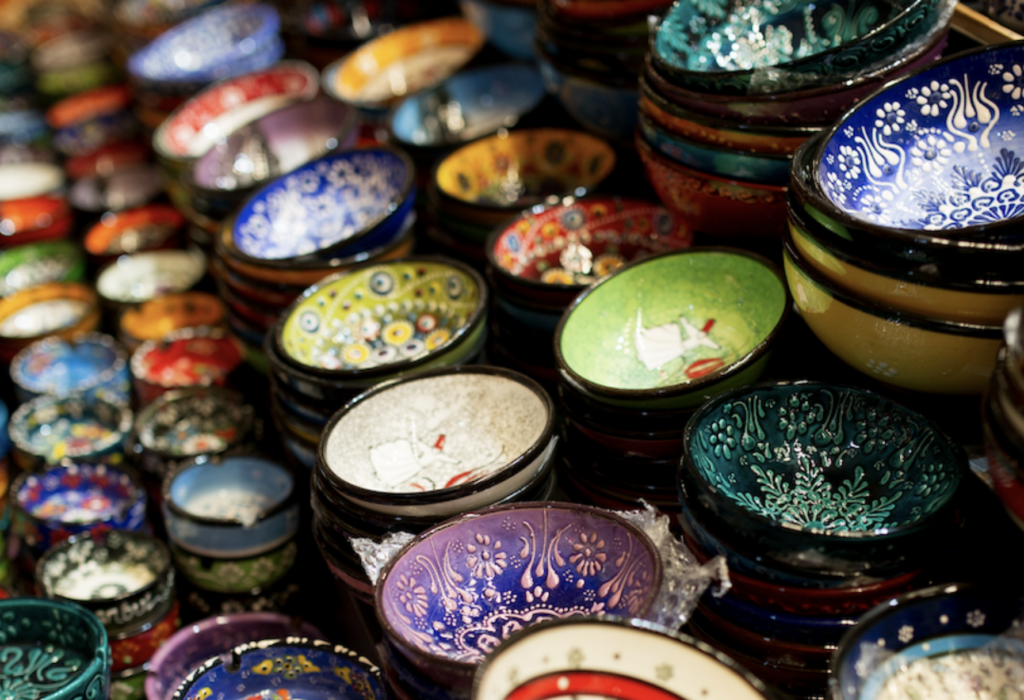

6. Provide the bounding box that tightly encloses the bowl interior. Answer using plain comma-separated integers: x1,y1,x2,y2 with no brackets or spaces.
687,383,963,534
38,531,166,602
168,456,293,525
136,389,254,457
17,464,139,523
96,248,206,304
434,129,615,208
378,503,660,666
132,331,245,387
13,334,123,394
232,147,410,261
559,250,787,393
279,259,482,372
0,599,107,688
12,396,129,460
0,294,92,339
322,370,549,495
818,43,1024,233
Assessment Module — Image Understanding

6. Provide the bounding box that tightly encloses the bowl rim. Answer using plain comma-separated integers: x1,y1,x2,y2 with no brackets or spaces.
10,331,128,397
11,461,145,527
133,385,256,459
0,597,109,684
9,393,133,458
635,135,790,193
374,500,665,677
83,204,186,256
129,325,245,389
554,246,791,401
680,378,968,542
271,254,489,381
315,364,557,506
95,245,207,305
637,103,792,163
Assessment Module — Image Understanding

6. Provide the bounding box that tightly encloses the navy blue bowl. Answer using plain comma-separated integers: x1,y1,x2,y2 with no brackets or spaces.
701,588,859,647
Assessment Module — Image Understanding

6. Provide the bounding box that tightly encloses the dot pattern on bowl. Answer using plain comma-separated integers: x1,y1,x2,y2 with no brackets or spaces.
689,385,962,533
280,261,480,371
11,396,130,462
137,391,252,457
819,43,1024,230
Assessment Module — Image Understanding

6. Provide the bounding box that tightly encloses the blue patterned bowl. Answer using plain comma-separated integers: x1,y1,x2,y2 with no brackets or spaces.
127,4,280,83
231,146,416,262
0,598,110,700
680,381,967,578
171,638,384,700
9,394,133,469
376,501,662,687
816,41,1024,238
11,332,130,403
832,583,1024,700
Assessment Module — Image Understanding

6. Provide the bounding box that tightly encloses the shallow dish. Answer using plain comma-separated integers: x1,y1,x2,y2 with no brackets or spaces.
96,247,206,307
376,501,662,686
9,394,133,468
11,332,129,403
556,248,788,409
130,327,245,406
0,240,85,298
0,282,100,362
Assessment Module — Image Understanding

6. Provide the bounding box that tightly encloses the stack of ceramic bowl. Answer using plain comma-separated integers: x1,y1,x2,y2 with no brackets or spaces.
161,453,301,615
785,43,1024,396
116,291,225,352
127,3,285,129
374,502,662,698
311,366,558,603
129,327,247,406
427,128,616,262
0,282,101,362
639,0,956,238
535,0,668,141
69,162,167,228
679,381,969,698
553,248,788,510
36,530,179,698
983,305,1024,530
486,196,694,387
10,332,131,404
267,256,489,466
0,161,71,248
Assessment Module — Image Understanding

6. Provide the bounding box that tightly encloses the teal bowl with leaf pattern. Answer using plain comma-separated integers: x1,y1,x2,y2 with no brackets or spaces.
680,380,967,579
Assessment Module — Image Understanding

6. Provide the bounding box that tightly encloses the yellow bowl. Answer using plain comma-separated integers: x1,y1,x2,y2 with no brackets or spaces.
783,236,1002,395
788,205,1024,326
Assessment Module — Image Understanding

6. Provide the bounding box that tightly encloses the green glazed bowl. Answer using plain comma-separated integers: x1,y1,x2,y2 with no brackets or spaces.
0,598,110,700
555,248,789,409
171,539,298,594
0,240,86,297
275,256,487,379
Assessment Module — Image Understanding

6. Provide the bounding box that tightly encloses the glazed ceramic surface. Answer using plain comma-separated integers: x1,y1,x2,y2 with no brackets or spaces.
0,241,84,297
108,600,180,673
377,503,661,670
135,388,255,458
11,333,129,402
279,259,482,372
389,64,546,148
69,164,164,214
460,0,537,61
232,147,413,260
475,618,775,700
0,162,63,200
9,395,132,464
83,205,184,258
819,42,1024,232
434,129,615,208
96,248,206,305
535,55,640,142
119,292,225,347
0,297,91,338
131,329,245,390
558,249,787,395
171,538,297,593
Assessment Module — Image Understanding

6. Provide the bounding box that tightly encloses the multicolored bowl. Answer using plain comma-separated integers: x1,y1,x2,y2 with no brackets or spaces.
9,394,133,470
10,332,130,403
95,247,207,308
0,282,101,362
0,240,85,298
130,327,246,406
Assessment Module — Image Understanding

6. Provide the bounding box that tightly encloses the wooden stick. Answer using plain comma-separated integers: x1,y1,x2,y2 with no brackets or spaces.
952,3,1024,44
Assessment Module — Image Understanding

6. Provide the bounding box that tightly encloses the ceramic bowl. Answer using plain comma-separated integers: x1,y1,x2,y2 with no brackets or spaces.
9,394,133,469
831,583,1024,700
68,164,164,214
108,599,180,673
461,0,537,61
276,256,487,378
230,146,415,262
652,0,952,96
128,4,280,84
11,332,130,403
681,380,966,578
12,462,147,554
318,365,556,518
376,501,662,687
172,638,384,700
474,617,779,700
130,327,246,406
0,282,100,362
145,613,325,700
433,128,615,216
555,247,788,409
36,530,174,633
815,41,1024,238
636,137,789,238
170,537,297,594
0,161,63,201
0,598,110,700
95,247,206,308
323,17,485,112
487,195,694,307
162,453,300,558
0,194,69,239
783,234,1004,394
389,64,546,150
536,52,639,142
0,241,85,297
47,85,137,158
83,205,185,262
118,292,226,351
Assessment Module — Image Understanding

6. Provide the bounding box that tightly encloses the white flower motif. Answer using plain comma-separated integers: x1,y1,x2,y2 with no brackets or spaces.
1014,105,1024,117
906,119,919,133
1003,63,1024,100
898,625,914,643
905,87,919,99
1002,130,1017,141
874,102,906,137
844,126,855,138
916,81,952,117
860,193,887,215
910,133,953,173
967,609,986,628
837,145,862,179
992,62,1006,75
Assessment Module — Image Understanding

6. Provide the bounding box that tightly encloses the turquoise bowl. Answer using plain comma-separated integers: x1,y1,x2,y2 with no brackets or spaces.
0,597,110,700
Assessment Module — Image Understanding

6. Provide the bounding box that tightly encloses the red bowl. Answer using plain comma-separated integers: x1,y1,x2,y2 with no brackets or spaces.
109,600,180,672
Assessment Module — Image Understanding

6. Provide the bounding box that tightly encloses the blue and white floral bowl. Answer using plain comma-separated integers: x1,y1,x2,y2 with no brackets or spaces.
10,332,130,403
816,41,1024,237
231,146,416,262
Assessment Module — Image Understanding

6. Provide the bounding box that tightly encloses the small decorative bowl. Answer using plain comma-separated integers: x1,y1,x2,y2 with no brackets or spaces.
376,501,662,687
68,164,164,214
170,537,297,594
108,599,180,673
0,282,101,362
0,240,85,298
118,292,225,352
130,327,245,406
388,64,546,150
487,195,694,308
831,583,1024,700
0,194,69,238
0,598,110,700
536,52,639,142
323,16,485,112
83,205,185,263
95,247,207,308
145,613,325,700
230,146,415,262
12,462,147,554
460,0,537,61
171,638,384,700
318,365,556,518
783,235,1004,394
0,161,63,201
162,453,300,558
556,248,789,409
35,530,174,633
11,332,129,404
474,617,779,700
681,380,966,578
9,394,133,470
